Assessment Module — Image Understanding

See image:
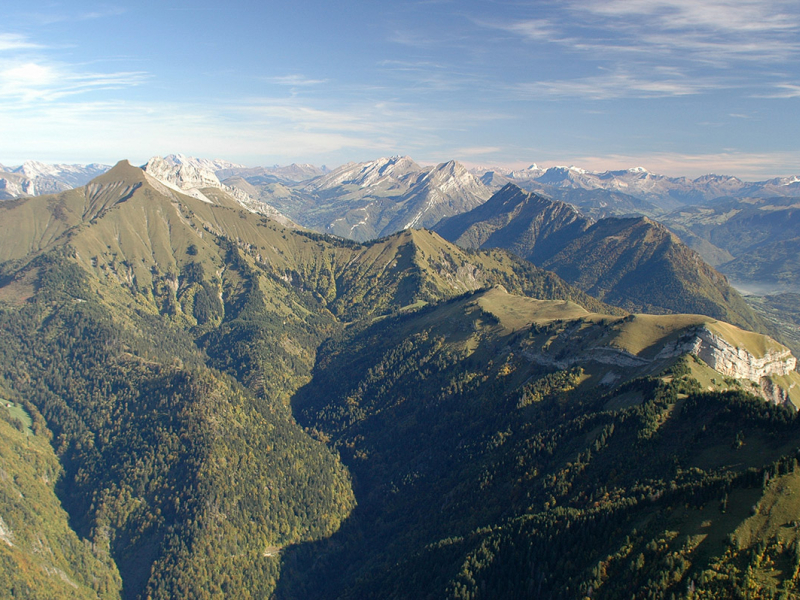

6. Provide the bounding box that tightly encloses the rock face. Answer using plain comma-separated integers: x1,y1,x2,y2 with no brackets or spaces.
142,156,222,191
520,317,797,406
687,327,796,381
0,173,35,199
282,156,492,241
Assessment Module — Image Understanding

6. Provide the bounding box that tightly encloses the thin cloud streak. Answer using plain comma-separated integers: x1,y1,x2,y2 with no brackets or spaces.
265,75,328,86
21,6,126,26
515,70,720,100
754,84,800,99
579,0,798,34
575,0,800,64
485,0,800,68
0,33,43,51
0,60,147,103
0,93,507,167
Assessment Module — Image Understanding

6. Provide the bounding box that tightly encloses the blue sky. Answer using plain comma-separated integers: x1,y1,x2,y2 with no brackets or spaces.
1,0,799,178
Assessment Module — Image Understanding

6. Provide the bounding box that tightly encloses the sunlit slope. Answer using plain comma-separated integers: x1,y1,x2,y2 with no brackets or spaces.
0,161,628,600
2,160,797,599
434,183,591,261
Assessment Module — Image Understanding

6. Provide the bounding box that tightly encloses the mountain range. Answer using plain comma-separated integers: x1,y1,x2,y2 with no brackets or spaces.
223,155,492,242
3,154,796,315
473,164,800,212
0,161,109,199
5,153,799,225
1,160,800,598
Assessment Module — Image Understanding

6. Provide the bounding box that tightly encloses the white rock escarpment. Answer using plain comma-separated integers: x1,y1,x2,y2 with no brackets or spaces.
656,326,796,381
522,321,796,405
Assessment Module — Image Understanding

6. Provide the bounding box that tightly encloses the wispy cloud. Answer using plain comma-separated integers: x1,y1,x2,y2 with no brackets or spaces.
580,0,797,34
475,18,560,42
0,89,511,167
755,83,800,99
377,60,488,94
0,33,43,51
481,1,800,69
515,69,720,100
453,146,501,156
574,0,800,64
0,29,146,104
265,74,328,87
470,0,800,102
0,60,146,103
21,6,126,26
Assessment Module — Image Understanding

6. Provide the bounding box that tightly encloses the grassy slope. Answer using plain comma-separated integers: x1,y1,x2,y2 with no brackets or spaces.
433,184,591,263
540,217,768,334
434,185,768,337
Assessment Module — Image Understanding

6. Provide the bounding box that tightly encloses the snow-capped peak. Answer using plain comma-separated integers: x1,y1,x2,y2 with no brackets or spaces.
551,165,589,175
13,160,89,179
162,154,245,173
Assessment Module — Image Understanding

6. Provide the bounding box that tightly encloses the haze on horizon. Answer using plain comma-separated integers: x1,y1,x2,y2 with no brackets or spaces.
1,0,799,179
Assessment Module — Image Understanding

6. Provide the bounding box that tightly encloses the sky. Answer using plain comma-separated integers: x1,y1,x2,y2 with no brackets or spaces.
1,0,799,178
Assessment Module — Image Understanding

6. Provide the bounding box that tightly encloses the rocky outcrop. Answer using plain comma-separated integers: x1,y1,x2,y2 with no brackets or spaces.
521,320,796,406
0,173,35,199
143,156,221,191
656,326,796,381
760,377,794,406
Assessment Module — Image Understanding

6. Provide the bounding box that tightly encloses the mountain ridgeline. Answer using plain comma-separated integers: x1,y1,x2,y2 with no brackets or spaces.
435,184,769,336
221,156,492,242
0,161,798,599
